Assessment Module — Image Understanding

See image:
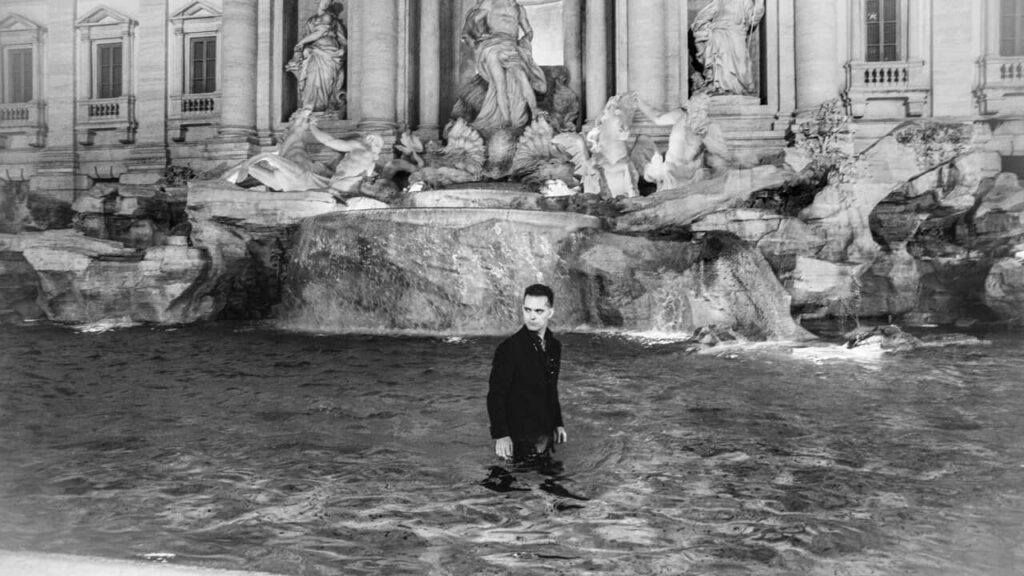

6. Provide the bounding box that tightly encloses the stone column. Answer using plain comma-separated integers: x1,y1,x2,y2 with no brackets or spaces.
584,0,610,124
218,0,258,140
626,0,666,109
417,0,441,139
255,0,276,145
794,0,838,114
357,0,399,132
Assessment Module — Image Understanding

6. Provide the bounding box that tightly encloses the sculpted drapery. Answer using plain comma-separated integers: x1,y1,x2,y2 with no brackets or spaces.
691,0,765,96
462,0,547,133
288,0,347,113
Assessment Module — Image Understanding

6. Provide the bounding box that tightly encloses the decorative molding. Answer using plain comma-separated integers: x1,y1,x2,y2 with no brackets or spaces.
76,5,135,28
171,0,223,21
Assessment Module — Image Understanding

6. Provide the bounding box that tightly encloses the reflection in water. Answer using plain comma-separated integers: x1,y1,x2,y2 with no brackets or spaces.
0,323,1023,575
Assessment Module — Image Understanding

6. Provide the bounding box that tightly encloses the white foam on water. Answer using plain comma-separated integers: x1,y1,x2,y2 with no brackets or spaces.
789,341,887,364
73,316,140,333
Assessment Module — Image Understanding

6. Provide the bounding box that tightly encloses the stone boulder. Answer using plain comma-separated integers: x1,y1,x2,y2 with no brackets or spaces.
569,231,814,340
984,256,1024,325
0,181,74,233
856,249,920,319
801,123,972,263
71,182,185,249
281,208,813,340
185,181,352,320
615,166,791,233
281,208,601,334
16,230,213,325
0,239,43,324
775,256,863,319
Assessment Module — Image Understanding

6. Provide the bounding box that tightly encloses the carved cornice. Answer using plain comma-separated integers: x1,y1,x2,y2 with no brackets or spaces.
0,13,45,44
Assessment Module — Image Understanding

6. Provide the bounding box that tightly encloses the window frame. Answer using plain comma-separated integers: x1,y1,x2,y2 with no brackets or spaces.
188,35,217,94
0,14,43,106
4,45,33,103
865,0,901,62
1001,0,1024,56
95,41,124,100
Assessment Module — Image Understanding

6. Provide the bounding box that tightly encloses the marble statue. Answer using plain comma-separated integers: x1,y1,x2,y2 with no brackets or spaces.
224,109,381,198
542,66,581,133
691,0,765,96
224,110,331,191
552,93,656,198
509,115,576,186
287,0,347,113
392,119,487,188
635,93,731,192
460,0,548,134
309,120,384,197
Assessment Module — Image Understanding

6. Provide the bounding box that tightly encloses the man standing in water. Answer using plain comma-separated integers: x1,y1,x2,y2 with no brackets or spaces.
487,284,567,462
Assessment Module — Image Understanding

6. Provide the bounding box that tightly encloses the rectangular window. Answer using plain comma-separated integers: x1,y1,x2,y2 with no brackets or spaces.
189,36,216,94
866,0,899,62
97,42,123,99
1002,0,1024,56
6,47,33,103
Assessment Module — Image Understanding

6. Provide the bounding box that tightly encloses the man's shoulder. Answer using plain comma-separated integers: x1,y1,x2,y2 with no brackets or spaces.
495,326,527,351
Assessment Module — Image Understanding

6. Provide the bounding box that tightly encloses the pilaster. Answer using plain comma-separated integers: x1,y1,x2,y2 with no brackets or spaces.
218,0,258,143
584,0,610,124
355,0,399,134
794,0,839,115
417,0,442,139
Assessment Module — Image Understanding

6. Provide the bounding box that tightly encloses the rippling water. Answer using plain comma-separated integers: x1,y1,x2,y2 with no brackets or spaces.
1,322,1023,575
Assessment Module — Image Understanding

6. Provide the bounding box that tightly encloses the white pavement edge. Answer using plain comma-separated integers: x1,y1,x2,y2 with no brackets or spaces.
0,551,287,576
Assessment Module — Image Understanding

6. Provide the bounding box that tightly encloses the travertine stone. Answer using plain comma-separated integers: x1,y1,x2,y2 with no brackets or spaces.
794,0,838,114
626,0,666,109
584,0,609,124
356,0,399,131
219,0,259,139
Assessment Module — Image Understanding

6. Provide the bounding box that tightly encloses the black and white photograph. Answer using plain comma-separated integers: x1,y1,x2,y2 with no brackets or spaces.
1,0,1023,574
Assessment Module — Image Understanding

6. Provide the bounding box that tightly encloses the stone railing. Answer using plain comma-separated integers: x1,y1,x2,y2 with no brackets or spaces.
75,96,136,144
168,93,220,142
0,101,43,126
975,56,1024,115
0,101,46,147
77,96,133,123
171,93,219,116
844,60,930,118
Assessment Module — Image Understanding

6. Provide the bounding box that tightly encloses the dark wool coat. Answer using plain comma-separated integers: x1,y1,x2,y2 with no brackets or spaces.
487,326,563,441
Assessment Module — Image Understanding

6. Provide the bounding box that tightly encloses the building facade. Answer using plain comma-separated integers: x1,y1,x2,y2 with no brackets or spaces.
1,0,1023,205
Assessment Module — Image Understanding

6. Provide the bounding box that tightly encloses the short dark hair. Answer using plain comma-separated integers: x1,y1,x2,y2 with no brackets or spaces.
523,284,554,306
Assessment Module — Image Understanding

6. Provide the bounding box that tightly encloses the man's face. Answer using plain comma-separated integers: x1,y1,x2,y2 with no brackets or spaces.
522,295,554,333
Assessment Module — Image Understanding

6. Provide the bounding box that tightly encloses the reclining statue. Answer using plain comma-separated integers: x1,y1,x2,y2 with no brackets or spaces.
635,93,732,192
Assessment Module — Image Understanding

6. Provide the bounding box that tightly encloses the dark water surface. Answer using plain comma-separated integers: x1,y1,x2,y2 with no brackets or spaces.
1,322,1023,575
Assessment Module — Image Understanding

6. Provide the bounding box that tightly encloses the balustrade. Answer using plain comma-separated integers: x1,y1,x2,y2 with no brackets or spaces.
0,104,31,123
844,59,929,118
975,56,1024,115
